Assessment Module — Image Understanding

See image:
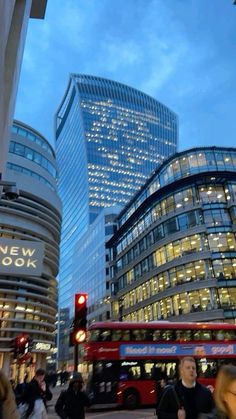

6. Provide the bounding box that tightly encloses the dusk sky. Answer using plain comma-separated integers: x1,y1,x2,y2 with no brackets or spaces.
15,0,236,151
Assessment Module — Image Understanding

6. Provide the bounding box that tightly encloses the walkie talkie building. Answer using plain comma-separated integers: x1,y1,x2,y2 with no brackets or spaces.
55,74,178,312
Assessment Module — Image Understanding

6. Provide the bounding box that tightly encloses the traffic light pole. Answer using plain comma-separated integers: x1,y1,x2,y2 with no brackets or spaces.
74,343,78,372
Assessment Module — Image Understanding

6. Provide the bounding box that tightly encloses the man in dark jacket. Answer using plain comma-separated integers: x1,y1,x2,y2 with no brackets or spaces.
23,368,52,418
55,373,91,419
156,357,213,419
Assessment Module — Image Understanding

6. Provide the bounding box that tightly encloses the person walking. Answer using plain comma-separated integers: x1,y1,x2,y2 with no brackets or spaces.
156,357,213,419
55,373,91,419
22,368,52,419
199,364,236,419
0,369,19,419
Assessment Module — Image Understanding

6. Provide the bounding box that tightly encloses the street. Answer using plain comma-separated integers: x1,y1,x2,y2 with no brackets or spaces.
49,407,156,419
49,408,156,419
47,385,156,419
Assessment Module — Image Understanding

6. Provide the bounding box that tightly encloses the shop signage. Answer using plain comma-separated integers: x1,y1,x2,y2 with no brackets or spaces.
0,238,44,276
35,342,51,351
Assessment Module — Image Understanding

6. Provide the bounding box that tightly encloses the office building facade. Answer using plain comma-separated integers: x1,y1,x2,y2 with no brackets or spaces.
0,0,47,178
55,74,178,312
73,207,120,319
0,120,61,377
109,147,236,324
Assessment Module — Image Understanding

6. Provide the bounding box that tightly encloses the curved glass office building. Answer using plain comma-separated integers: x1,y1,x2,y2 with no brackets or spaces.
55,74,178,311
110,147,236,324
0,120,61,376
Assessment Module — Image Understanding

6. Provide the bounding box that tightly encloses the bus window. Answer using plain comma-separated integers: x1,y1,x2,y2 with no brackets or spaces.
153,330,161,341
197,359,217,378
153,330,174,341
132,329,147,341
143,361,155,379
153,363,166,379
166,362,177,380
224,330,236,340
120,361,141,380
161,330,174,341
145,329,154,341
193,330,212,340
121,330,130,341
94,361,119,381
111,330,131,341
215,330,225,340
111,330,123,341
176,330,192,341
94,362,104,377
214,329,236,340
130,365,141,380
89,329,100,341
100,330,111,341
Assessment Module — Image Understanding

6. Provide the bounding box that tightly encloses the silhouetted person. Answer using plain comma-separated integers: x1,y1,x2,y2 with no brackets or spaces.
55,373,91,419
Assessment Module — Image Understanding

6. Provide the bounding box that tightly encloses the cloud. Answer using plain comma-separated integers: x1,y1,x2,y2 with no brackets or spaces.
14,0,236,151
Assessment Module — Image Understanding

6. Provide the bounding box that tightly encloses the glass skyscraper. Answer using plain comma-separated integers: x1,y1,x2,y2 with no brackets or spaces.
55,74,178,312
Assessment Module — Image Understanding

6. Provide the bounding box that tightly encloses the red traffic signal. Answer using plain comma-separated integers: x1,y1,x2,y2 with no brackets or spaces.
74,293,88,329
76,294,86,305
13,335,30,357
70,293,88,346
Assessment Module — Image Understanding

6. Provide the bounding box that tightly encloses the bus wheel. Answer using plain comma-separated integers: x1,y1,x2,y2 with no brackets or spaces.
123,389,140,409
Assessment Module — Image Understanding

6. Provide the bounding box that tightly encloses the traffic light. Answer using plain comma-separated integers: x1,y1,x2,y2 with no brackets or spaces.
74,293,87,328
70,293,88,345
12,335,30,358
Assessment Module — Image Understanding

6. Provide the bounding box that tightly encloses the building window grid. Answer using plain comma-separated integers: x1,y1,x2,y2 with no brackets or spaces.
9,141,57,177
120,149,236,226
122,286,236,322
12,124,54,156
117,231,236,294
7,163,55,191
117,182,234,257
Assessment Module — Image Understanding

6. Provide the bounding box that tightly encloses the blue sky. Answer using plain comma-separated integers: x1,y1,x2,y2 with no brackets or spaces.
15,0,236,151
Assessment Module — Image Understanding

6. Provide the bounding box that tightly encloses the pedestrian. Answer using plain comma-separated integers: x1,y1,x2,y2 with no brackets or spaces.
0,369,19,419
15,374,29,405
156,378,171,406
22,368,52,419
199,364,236,419
55,373,91,419
156,357,213,419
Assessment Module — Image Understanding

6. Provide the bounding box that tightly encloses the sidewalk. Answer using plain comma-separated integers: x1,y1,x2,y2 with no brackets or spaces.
48,384,66,419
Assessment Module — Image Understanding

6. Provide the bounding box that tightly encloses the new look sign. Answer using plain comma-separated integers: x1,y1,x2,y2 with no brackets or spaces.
0,239,44,276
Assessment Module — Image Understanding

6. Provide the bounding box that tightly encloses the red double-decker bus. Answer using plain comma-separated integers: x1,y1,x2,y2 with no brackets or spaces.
80,321,236,409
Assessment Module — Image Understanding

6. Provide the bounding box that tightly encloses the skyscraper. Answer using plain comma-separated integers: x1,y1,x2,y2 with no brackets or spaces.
55,74,178,312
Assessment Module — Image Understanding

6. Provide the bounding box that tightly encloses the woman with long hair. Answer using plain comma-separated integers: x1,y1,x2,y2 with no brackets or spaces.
200,364,236,419
0,369,19,419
